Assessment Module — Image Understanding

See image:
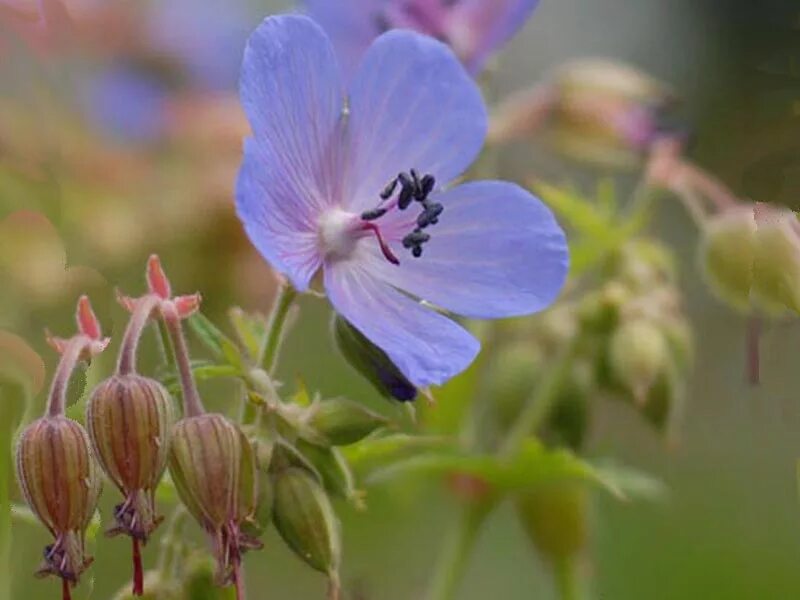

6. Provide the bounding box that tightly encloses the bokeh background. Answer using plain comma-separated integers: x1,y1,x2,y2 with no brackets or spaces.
2,0,800,598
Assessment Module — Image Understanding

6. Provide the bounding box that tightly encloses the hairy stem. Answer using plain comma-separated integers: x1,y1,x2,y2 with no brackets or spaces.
132,538,144,596
117,295,160,376
259,283,297,375
163,308,205,417
47,337,91,418
424,500,493,600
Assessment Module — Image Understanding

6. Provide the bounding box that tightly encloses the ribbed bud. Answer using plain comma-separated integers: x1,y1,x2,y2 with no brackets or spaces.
516,482,589,562
307,398,388,446
609,319,670,404
295,439,362,507
15,415,102,583
332,314,417,402
86,374,175,540
700,206,756,311
272,467,341,576
168,413,261,585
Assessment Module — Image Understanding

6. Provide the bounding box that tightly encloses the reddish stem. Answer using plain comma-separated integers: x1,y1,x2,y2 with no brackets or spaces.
47,337,91,418
162,305,205,417
233,559,246,600
132,537,144,596
746,316,761,386
62,579,72,600
117,295,160,376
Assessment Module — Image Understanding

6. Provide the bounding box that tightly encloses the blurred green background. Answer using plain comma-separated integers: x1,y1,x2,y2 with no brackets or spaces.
2,0,800,598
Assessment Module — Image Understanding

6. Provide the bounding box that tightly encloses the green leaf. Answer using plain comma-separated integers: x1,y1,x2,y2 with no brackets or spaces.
188,313,244,368
590,461,668,502
229,307,268,361
341,434,454,476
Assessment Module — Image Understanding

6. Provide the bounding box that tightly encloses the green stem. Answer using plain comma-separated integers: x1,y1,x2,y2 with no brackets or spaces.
259,283,297,375
554,556,580,600
163,309,205,417
424,500,494,600
499,338,580,457
157,507,188,579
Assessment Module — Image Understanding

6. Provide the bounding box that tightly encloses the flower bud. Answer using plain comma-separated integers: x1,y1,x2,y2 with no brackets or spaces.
272,467,341,576
752,204,800,314
15,415,102,585
168,413,261,585
307,398,389,446
516,481,589,562
699,206,756,311
609,319,670,404
86,374,175,540
295,439,362,507
332,314,416,402
546,58,676,169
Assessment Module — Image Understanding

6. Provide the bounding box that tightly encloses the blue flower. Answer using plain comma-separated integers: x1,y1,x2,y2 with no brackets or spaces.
236,15,568,388
304,0,539,79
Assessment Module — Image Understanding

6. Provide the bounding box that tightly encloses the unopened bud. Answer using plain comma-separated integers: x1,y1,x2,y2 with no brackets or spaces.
182,552,238,599
752,204,800,314
272,467,341,576
700,206,756,311
516,482,589,561
546,58,675,169
332,315,416,402
86,374,175,540
168,414,261,585
15,416,102,585
296,439,362,507
307,398,388,446
544,359,593,451
609,319,669,403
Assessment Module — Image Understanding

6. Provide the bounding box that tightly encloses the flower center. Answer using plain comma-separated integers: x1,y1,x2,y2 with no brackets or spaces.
318,169,443,266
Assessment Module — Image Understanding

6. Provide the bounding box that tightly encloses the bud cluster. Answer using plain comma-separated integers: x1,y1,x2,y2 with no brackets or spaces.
489,237,693,448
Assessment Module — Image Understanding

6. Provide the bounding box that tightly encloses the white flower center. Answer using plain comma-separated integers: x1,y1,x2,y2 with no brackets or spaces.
318,209,359,261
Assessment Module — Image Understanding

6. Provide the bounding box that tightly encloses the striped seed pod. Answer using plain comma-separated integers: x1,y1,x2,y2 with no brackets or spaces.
16,416,103,586
86,374,175,540
168,413,261,586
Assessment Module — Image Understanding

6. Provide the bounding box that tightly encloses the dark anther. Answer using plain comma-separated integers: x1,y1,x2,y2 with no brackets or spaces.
398,183,415,210
412,246,423,258
420,174,435,197
380,178,399,200
402,229,431,249
361,207,388,221
417,202,443,229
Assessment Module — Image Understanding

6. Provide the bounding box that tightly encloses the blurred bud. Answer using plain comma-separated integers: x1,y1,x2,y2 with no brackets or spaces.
112,571,181,600
613,239,677,291
272,467,341,577
516,481,589,562
15,415,102,586
86,374,175,540
662,318,694,373
168,414,261,585
578,282,631,334
332,314,417,402
533,305,578,351
699,206,756,311
489,342,540,431
242,441,275,539
609,319,669,404
752,203,800,314
296,439,363,507
307,398,388,446
182,552,239,599
543,359,594,451
528,58,676,169
640,366,683,439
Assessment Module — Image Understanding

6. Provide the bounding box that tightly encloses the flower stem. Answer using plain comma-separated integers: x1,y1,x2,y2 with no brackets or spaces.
499,338,580,457
554,557,581,600
132,538,144,596
157,507,187,578
259,283,297,375
62,579,71,600
117,295,160,376
47,337,92,418
233,559,246,600
424,500,494,600
163,308,205,417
